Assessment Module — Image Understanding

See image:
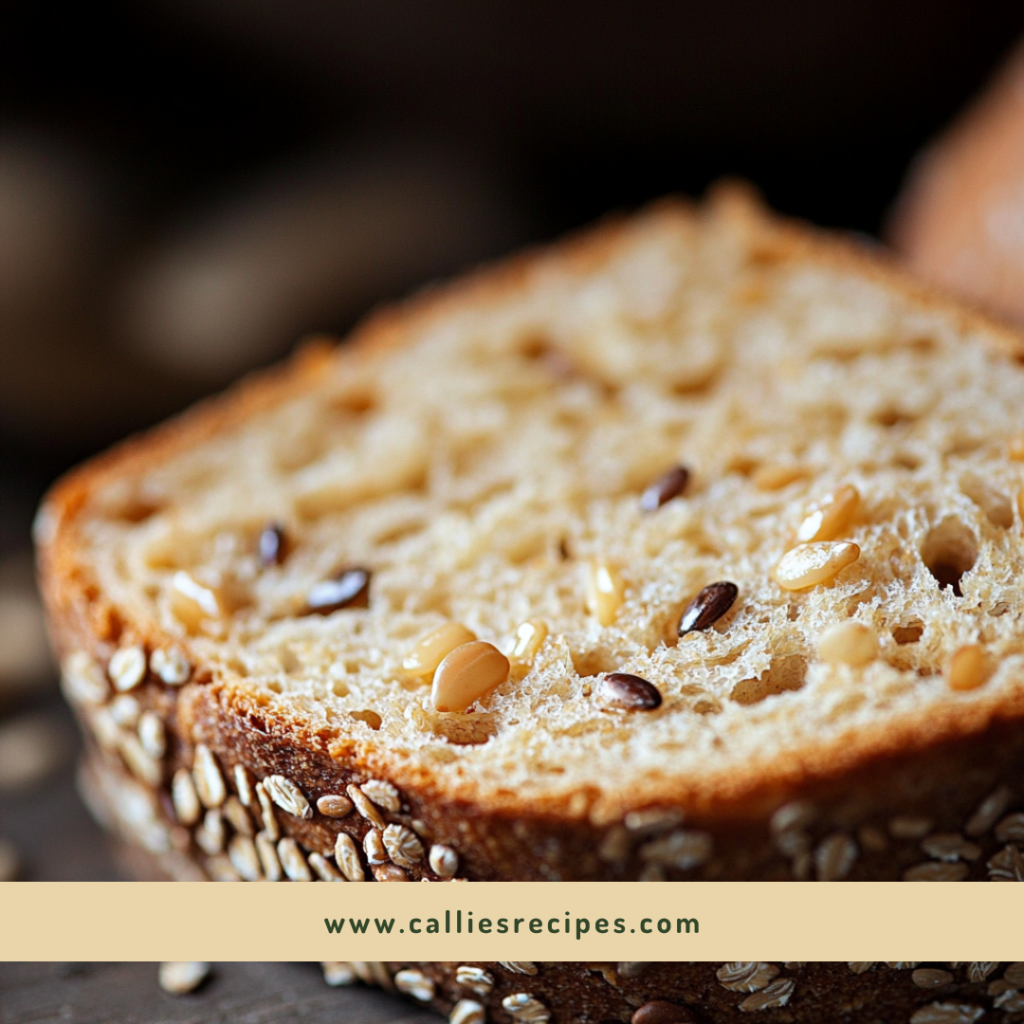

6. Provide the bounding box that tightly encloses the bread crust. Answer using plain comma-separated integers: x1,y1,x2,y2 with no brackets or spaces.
37,187,1024,882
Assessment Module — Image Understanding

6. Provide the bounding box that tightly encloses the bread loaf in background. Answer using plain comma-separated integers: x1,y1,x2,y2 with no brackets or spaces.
320,961,1024,1023
36,185,1024,883
891,38,1024,327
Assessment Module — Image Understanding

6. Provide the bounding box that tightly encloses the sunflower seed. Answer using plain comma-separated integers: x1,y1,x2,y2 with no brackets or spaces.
109,694,141,728
61,651,108,705
987,844,1024,881
995,813,1024,843
373,863,408,881
192,745,226,808
631,1000,693,1024
499,962,538,975
335,833,365,881
109,646,147,692
909,1004,983,1024
118,732,161,787
308,852,344,881
1006,965,1024,988
618,963,650,978
903,861,970,881
815,833,857,880
921,833,981,863
228,834,262,881
171,768,201,825
233,764,254,807
889,815,933,839
137,711,165,761
223,795,253,836
255,830,282,881
277,837,312,881
255,782,279,840
847,963,875,973
194,809,225,855
348,784,387,829
913,970,953,988
640,829,712,870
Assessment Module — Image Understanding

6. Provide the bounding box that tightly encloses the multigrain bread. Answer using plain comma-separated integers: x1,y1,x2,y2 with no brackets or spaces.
36,185,1024,883
323,960,1024,1023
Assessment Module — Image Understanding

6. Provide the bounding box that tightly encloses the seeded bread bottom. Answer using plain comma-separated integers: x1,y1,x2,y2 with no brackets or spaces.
71,685,1024,883
321,961,1024,1024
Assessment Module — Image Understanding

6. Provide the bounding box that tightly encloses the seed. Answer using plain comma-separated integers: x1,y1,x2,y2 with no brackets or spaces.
109,646,147,692
753,464,808,491
264,774,313,819
502,993,551,1022
889,815,933,839
395,969,435,1002
109,694,141,728
640,829,712,870
814,833,857,880
596,673,662,712
817,621,878,667
988,843,1024,880
223,795,253,836
308,852,344,881
259,523,287,566
913,970,954,988
373,863,408,881
738,979,795,1012
348,784,387,829
119,733,161,787
632,1000,694,1024
171,768,201,825
400,622,477,680
228,834,262,881
429,844,459,877
256,830,283,881
306,568,371,614
771,541,860,590
966,962,999,983
947,644,991,692
510,619,548,663
195,809,225,855
995,813,1024,843
138,711,165,760
278,837,312,881
150,647,191,686
61,651,108,706
364,829,388,865
192,745,226,808
847,963,875,974
499,963,538,975
233,764,253,807
1006,964,1024,987
430,641,510,712
335,832,365,881
586,559,625,626
362,779,401,813
159,961,210,995
255,781,280,840
910,1004,984,1024
317,794,354,818
456,966,494,995
716,963,779,993
965,785,1012,836
383,824,424,869
618,963,651,978
794,484,861,544
170,570,235,625
322,962,356,986
640,465,690,511
921,833,981,862
677,581,738,636
450,999,486,1024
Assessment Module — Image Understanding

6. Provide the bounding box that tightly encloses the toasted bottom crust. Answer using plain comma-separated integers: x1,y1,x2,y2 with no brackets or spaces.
328,961,1024,1024
67,647,1024,884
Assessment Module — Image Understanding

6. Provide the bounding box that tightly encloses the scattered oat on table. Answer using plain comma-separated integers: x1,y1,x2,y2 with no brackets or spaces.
159,961,211,995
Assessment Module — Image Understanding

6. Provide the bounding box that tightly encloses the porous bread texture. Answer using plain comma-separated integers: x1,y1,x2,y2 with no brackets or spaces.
43,188,1024,826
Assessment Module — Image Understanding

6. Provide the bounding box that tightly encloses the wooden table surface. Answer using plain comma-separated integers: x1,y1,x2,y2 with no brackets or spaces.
0,962,438,1024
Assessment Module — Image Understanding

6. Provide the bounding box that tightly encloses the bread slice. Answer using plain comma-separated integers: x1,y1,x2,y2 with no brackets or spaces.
321,960,1024,1023
37,185,1024,882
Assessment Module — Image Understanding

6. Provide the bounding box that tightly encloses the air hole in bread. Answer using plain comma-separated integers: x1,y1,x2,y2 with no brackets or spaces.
431,713,497,746
570,649,618,678
891,620,924,645
730,654,807,706
350,709,382,730
920,517,977,597
960,473,1014,528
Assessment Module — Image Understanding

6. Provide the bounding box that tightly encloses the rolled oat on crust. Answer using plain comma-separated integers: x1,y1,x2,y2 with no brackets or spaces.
37,185,1024,881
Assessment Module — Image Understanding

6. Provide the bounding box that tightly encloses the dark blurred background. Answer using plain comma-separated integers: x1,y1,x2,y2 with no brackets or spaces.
1,0,1023,880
